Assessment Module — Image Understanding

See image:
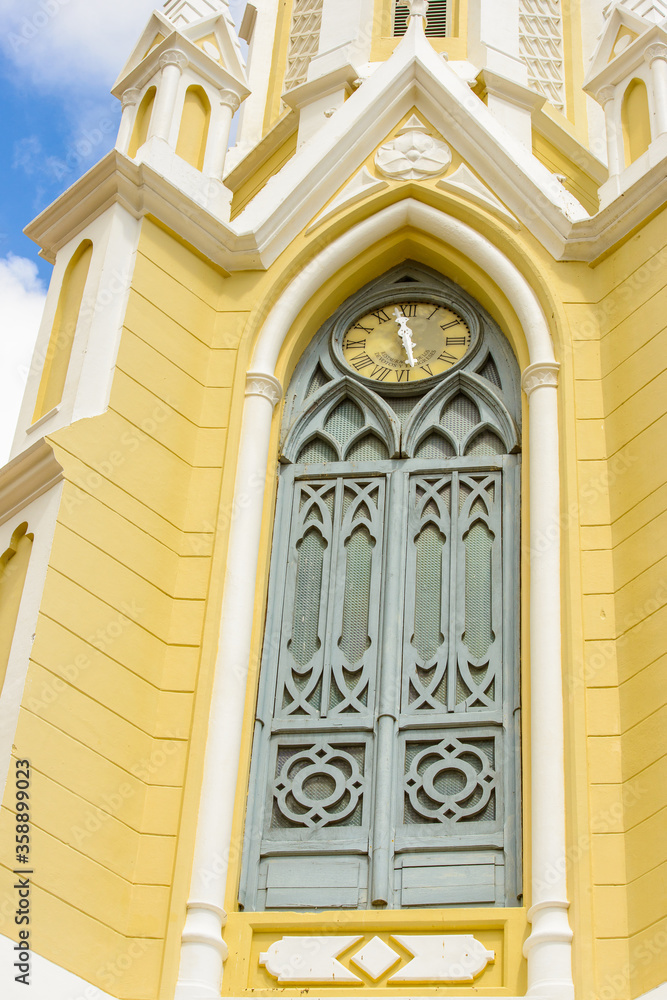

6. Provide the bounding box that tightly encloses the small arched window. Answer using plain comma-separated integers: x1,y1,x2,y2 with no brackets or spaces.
0,524,33,697
239,264,522,912
622,78,651,166
176,86,211,171
33,240,93,423
128,86,156,158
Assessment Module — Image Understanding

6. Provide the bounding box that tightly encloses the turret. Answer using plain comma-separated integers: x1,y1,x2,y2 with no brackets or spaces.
584,0,667,204
112,0,249,218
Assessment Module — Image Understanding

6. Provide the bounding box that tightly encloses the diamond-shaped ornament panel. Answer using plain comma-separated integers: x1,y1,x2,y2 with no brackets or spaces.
260,934,495,984
350,937,400,980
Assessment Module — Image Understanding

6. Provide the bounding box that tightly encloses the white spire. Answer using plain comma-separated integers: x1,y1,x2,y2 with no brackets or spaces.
163,0,229,27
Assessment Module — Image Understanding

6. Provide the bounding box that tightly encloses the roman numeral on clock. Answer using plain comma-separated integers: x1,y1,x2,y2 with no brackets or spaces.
370,365,390,381
421,364,434,376
350,353,374,371
370,308,391,323
344,338,366,351
438,351,457,363
440,320,462,331
399,303,418,317
351,322,373,334
446,336,467,346
396,369,411,382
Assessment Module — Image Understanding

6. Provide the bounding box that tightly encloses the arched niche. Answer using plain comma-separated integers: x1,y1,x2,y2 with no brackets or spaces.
622,78,652,166
0,523,33,697
33,240,93,422
176,85,211,171
128,86,156,158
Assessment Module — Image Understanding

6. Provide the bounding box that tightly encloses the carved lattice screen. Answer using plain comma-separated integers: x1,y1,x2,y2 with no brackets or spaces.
519,0,566,112
284,0,324,92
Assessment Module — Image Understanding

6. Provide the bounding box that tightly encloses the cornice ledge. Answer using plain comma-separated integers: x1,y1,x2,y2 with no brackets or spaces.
0,438,63,527
522,362,560,396
23,151,263,270
245,373,283,407
562,157,667,261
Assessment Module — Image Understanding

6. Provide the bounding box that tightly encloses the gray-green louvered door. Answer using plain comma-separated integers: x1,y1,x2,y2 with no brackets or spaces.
239,452,520,911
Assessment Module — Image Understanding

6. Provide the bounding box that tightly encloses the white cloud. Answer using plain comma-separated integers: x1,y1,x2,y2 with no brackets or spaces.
0,254,47,465
0,0,159,90
0,0,248,91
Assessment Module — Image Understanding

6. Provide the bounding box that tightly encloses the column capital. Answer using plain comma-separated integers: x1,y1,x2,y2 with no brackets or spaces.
160,49,189,72
645,43,667,66
219,89,242,113
121,87,142,109
245,372,283,407
522,361,560,397
594,85,616,108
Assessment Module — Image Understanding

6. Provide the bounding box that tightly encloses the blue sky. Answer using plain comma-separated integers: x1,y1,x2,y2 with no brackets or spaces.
0,0,246,463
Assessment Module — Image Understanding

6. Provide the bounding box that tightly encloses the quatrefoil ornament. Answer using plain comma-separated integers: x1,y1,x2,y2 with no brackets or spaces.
375,125,452,181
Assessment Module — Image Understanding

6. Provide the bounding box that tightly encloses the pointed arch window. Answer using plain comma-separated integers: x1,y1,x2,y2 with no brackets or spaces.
240,265,521,911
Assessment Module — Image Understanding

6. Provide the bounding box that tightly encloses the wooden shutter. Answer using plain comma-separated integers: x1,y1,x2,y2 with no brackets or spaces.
394,0,448,37
240,472,387,910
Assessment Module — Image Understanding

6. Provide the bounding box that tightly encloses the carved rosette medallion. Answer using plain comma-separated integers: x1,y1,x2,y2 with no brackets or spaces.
375,130,452,181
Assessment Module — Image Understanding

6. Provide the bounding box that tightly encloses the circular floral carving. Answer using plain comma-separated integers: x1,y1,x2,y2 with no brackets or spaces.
404,738,495,822
273,743,365,829
375,131,452,181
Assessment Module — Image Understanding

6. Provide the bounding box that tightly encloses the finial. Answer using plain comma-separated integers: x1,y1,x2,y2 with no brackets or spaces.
406,0,429,17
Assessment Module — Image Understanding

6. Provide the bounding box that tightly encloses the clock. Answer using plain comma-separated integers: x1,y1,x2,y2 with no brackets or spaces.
338,300,473,389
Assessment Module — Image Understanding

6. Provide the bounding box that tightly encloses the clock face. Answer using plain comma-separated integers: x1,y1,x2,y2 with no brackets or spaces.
340,301,472,387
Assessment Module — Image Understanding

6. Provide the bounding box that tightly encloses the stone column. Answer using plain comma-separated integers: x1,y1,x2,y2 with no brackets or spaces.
176,373,283,1000
521,362,574,1000
116,88,142,153
150,49,188,143
204,90,242,181
596,86,621,176
645,43,667,138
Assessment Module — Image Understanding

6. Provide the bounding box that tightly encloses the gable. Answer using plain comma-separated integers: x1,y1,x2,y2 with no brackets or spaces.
584,5,652,83
232,18,588,264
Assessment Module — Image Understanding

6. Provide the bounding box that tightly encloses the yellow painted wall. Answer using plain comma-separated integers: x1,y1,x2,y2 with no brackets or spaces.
0,218,243,998
592,210,667,998
230,129,299,220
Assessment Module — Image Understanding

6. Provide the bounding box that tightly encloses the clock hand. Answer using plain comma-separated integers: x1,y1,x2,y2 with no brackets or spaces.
393,308,417,367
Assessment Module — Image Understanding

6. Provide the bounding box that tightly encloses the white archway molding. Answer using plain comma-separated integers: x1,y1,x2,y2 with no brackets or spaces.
176,201,574,1000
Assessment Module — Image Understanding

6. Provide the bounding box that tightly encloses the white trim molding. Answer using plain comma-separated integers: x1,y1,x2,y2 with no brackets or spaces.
176,199,573,1000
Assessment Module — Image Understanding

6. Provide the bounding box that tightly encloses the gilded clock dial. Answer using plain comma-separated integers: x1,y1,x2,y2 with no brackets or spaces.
341,301,471,385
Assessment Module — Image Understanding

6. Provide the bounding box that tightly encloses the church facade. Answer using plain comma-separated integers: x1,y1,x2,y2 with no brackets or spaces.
0,1,666,999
